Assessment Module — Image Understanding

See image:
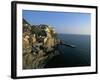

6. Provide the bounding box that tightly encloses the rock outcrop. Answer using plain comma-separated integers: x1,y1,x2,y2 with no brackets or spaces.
23,19,60,69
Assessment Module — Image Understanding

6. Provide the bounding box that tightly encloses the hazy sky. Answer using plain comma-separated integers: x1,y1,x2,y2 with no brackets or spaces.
23,10,91,35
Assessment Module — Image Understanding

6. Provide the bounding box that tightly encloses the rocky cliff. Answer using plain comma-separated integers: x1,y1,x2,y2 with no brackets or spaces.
23,19,60,69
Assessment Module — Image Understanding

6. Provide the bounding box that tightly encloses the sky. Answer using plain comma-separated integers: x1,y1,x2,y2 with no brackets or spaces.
23,10,91,35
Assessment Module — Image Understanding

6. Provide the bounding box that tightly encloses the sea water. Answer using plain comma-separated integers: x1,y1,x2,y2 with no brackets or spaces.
45,34,91,68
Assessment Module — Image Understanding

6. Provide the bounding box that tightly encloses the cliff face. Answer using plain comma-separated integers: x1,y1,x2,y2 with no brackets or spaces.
23,19,60,69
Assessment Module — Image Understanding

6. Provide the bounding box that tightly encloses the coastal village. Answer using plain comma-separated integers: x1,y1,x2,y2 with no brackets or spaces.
23,19,60,69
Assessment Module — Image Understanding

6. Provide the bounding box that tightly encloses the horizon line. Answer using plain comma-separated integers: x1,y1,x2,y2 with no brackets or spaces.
58,33,91,36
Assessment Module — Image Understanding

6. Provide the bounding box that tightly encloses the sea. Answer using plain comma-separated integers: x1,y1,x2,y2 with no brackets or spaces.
44,34,91,68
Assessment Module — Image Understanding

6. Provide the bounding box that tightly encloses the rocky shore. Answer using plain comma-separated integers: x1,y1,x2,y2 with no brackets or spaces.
23,19,60,69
